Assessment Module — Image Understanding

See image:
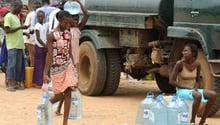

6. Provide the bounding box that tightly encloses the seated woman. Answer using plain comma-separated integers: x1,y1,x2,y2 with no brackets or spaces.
169,43,216,125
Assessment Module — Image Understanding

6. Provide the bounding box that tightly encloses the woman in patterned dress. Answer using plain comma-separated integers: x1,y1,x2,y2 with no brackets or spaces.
55,0,89,115
43,10,77,125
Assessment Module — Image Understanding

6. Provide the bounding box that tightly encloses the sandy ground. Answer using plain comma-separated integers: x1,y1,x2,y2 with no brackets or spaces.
0,73,220,125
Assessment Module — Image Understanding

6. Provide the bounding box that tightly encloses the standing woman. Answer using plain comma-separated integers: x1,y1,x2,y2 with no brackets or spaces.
43,10,78,125
33,10,48,88
169,43,216,125
55,0,89,115
0,6,9,86
68,0,89,66
23,1,41,67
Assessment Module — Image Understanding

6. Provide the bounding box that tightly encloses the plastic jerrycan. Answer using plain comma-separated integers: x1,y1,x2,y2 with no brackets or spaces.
37,92,53,125
151,94,167,125
136,92,154,124
177,96,189,125
69,89,82,119
167,95,179,125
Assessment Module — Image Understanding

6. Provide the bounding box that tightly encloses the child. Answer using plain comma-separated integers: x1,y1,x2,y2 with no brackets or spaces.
55,0,89,116
33,10,48,88
43,10,78,125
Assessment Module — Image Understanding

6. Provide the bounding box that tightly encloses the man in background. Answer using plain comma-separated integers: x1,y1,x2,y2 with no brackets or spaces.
4,1,29,91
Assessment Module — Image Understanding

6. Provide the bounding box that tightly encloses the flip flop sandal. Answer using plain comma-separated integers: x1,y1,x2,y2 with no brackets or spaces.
55,111,62,116
7,86,16,92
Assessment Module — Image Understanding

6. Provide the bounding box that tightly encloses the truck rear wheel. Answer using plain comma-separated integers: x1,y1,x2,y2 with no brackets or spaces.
154,73,176,94
208,78,220,116
196,51,220,116
101,49,121,95
79,42,106,96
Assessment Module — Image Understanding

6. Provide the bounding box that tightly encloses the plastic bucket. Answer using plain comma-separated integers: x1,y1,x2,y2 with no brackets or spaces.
25,67,34,88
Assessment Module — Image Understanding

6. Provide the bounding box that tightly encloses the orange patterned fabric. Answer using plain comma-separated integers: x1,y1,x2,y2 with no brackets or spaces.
51,64,78,94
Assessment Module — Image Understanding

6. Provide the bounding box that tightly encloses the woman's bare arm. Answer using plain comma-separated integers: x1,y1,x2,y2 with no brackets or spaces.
76,0,89,30
43,32,53,83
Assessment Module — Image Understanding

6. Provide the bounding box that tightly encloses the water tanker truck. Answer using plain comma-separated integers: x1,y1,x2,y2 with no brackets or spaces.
78,0,220,116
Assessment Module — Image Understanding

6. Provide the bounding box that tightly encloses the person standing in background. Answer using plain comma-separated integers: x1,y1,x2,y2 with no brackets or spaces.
33,10,48,88
23,1,41,67
0,6,9,86
35,0,56,25
68,0,89,66
20,4,29,25
4,1,29,91
48,0,67,32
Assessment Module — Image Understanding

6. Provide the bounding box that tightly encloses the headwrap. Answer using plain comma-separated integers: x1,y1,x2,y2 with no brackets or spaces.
0,7,9,17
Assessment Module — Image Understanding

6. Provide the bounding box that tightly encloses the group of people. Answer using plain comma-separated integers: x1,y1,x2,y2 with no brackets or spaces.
0,0,88,124
0,1,28,91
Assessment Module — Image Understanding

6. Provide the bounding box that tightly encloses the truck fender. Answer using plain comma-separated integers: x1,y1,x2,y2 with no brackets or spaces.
80,30,121,49
167,26,209,57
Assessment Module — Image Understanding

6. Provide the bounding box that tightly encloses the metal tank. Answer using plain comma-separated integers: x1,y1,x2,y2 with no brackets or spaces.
83,0,161,13
80,0,174,29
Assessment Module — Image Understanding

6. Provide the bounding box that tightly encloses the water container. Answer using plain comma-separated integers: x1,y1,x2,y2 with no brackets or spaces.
25,67,34,88
46,81,60,108
47,82,54,98
151,94,167,125
177,97,189,125
69,89,82,119
135,92,154,125
37,92,53,125
167,95,179,125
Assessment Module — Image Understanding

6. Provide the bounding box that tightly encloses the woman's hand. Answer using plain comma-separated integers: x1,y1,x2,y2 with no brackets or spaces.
42,83,48,92
193,83,199,91
43,74,49,84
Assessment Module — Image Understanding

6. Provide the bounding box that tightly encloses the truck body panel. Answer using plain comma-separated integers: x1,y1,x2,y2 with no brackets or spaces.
173,0,220,58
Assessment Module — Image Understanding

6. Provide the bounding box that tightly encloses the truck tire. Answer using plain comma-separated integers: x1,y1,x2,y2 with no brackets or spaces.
196,51,220,116
208,78,220,116
101,49,121,95
154,73,176,94
79,41,107,96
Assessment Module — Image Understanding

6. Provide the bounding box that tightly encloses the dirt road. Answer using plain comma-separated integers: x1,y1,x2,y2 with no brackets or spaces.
0,73,220,125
